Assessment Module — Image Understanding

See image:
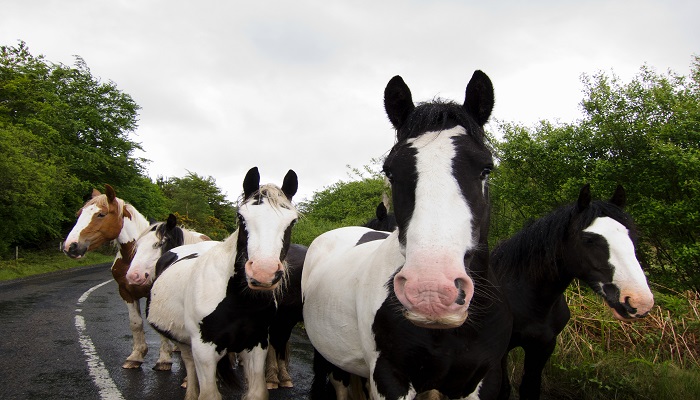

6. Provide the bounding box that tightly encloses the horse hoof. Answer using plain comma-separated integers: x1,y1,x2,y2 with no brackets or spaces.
122,360,143,369
279,380,293,388
266,382,279,390
153,362,172,371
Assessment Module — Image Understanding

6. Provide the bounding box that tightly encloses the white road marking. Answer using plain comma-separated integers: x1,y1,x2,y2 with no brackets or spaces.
75,279,125,400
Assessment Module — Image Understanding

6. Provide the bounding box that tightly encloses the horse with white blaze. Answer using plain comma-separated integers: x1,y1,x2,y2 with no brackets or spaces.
63,185,174,370
302,71,512,400
147,167,299,400
127,212,307,390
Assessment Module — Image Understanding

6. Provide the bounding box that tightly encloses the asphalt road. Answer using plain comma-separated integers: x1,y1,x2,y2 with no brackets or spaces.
0,263,314,399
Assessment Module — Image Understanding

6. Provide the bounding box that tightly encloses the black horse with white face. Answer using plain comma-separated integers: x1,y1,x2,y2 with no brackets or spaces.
302,71,512,399
487,184,654,400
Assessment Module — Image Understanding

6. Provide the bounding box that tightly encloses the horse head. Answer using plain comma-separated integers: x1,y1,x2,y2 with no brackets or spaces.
63,184,129,258
127,214,185,286
236,167,299,291
569,184,654,321
382,71,495,328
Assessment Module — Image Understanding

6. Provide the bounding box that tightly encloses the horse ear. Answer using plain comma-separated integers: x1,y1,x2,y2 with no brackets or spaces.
243,167,260,199
376,202,387,220
91,188,102,199
576,184,592,212
166,213,178,230
463,70,494,127
105,184,117,203
384,75,415,131
610,185,626,208
282,170,298,200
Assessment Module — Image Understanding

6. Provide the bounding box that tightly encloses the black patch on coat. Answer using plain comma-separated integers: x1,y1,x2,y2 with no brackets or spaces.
356,231,390,246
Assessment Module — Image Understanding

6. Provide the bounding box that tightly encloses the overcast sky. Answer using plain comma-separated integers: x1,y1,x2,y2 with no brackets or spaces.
2,0,698,202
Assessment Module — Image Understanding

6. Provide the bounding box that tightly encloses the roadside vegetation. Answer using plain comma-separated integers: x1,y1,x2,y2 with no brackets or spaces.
1,41,698,398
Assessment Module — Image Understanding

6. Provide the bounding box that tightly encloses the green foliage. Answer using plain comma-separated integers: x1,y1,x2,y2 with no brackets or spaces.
157,172,237,240
491,56,700,291
0,41,150,256
293,163,389,246
0,121,77,257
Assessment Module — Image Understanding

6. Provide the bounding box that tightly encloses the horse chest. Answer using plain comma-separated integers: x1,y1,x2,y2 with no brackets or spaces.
198,277,278,354
372,298,502,394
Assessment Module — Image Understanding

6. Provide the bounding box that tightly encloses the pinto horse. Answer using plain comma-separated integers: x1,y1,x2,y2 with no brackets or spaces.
125,213,211,287
147,167,299,400
63,184,174,370
127,212,307,390
486,184,654,400
302,71,512,400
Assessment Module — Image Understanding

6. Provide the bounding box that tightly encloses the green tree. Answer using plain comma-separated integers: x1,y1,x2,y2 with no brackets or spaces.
294,163,389,246
491,57,700,291
158,172,237,240
0,41,154,255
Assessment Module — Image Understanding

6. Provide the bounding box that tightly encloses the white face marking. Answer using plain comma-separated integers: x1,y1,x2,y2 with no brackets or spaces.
238,200,298,261
65,204,101,244
583,217,648,291
129,228,161,279
405,127,474,259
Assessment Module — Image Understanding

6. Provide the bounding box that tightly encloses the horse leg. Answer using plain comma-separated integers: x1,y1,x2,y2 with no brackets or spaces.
239,345,269,400
497,353,512,400
179,344,199,400
265,346,280,389
191,339,224,400
277,342,293,388
122,299,148,369
519,341,556,400
153,334,174,371
242,347,269,400
370,358,416,400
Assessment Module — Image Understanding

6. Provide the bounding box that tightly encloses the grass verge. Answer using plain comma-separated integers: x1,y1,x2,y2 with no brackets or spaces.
507,281,700,399
0,247,115,281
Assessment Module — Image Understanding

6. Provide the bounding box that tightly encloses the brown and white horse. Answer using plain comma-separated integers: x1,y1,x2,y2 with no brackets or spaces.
63,184,173,370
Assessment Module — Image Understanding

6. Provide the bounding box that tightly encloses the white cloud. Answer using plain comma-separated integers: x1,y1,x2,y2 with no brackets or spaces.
2,0,698,202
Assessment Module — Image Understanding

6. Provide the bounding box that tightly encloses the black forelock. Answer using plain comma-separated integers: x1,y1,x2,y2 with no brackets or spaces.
395,100,485,144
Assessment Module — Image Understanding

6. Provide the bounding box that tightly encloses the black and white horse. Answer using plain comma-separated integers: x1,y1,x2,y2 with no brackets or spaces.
147,167,299,400
126,213,211,287
487,184,654,400
302,71,512,399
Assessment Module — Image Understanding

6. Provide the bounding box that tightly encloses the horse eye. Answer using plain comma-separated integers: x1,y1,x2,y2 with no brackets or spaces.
480,167,492,180
97,212,107,218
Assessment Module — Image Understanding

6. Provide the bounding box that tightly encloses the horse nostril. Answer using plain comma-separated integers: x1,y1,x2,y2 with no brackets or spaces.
271,270,284,285
455,279,467,305
623,296,638,314
69,242,78,252
249,278,261,287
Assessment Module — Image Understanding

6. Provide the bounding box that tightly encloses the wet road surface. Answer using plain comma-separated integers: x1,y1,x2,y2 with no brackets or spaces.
0,263,314,399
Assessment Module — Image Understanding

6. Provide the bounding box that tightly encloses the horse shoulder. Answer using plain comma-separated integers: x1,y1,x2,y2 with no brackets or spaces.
183,241,235,328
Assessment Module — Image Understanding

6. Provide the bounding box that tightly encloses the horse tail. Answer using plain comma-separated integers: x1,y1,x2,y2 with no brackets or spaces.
216,353,242,391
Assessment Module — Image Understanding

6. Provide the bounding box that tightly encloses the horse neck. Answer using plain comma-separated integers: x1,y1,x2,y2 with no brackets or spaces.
495,214,575,296
117,203,150,247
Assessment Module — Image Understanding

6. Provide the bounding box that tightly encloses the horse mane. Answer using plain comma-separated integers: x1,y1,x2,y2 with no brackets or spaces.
396,99,486,145
492,199,638,280
238,183,297,212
